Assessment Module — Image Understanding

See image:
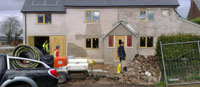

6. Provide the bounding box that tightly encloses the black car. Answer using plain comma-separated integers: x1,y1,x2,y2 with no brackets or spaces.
0,54,58,87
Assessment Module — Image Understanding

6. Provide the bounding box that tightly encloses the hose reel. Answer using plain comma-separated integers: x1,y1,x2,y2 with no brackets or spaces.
11,45,43,68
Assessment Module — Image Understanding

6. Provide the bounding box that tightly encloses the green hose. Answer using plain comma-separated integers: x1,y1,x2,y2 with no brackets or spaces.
12,45,44,68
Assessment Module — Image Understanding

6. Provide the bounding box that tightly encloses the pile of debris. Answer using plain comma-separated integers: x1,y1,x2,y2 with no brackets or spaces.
118,55,161,85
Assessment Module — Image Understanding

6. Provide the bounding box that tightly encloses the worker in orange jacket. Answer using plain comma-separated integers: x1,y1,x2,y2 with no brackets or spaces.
54,45,60,57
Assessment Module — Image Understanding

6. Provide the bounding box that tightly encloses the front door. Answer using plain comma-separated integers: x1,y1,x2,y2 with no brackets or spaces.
115,36,125,61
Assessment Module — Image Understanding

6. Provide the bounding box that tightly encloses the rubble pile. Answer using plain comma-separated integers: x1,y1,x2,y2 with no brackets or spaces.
118,55,161,85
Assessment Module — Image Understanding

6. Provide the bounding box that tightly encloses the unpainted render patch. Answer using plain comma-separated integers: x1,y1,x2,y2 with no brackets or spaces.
67,43,87,57
75,34,85,40
85,24,102,37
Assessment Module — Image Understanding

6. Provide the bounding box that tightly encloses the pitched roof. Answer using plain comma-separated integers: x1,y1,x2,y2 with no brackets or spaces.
103,20,138,39
21,0,179,13
21,0,66,13
64,0,179,7
194,0,200,11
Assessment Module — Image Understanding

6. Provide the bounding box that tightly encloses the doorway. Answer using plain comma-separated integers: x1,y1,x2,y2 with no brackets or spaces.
28,36,66,56
34,36,49,52
115,36,126,61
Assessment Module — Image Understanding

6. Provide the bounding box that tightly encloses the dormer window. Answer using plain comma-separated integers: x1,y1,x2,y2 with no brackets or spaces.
37,13,51,24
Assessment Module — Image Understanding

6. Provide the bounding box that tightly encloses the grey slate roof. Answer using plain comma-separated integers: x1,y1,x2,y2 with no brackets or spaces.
194,0,200,11
21,0,66,13
64,0,179,7
103,20,138,39
21,0,179,13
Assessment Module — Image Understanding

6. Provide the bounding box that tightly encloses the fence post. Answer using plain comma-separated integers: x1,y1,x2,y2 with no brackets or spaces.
198,41,200,56
160,41,168,87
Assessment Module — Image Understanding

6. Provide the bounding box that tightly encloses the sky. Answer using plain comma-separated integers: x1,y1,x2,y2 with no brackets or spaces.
0,0,24,22
177,0,191,18
0,0,192,23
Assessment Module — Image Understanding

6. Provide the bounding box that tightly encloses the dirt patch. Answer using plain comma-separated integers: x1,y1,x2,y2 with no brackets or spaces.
59,77,156,87
88,56,161,85
59,84,155,87
60,56,160,86
62,77,119,84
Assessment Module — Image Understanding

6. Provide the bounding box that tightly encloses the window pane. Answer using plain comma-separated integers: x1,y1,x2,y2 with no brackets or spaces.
38,14,43,23
147,10,154,21
93,38,99,48
140,37,146,47
86,38,91,48
127,35,132,47
45,13,51,24
140,11,146,20
93,11,99,22
109,35,114,47
147,37,153,47
86,11,91,22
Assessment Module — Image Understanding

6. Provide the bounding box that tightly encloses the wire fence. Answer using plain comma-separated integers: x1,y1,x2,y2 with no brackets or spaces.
160,41,200,86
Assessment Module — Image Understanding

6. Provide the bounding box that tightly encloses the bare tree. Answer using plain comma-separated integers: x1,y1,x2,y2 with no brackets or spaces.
0,16,22,45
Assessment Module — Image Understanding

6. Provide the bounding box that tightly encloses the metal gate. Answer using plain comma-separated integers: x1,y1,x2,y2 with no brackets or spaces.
160,41,200,86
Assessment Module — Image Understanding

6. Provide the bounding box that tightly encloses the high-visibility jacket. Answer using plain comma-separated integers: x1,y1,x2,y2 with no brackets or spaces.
42,43,49,52
54,49,59,57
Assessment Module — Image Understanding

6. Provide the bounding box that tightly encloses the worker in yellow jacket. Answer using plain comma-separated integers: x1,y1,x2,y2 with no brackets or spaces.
42,40,49,55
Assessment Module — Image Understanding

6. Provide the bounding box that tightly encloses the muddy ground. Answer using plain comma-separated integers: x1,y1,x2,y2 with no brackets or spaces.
58,78,200,87
58,77,155,87
59,63,156,87
59,84,155,87
59,63,200,87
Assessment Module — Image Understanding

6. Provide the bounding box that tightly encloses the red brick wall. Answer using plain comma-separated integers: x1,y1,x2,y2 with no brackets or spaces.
188,0,200,19
10,40,23,46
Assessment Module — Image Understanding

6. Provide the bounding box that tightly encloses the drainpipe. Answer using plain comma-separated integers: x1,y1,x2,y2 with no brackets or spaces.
173,8,181,18
24,13,27,44
102,38,104,63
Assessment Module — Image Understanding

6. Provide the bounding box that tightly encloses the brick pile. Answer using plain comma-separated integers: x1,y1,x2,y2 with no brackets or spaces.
118,55,161,85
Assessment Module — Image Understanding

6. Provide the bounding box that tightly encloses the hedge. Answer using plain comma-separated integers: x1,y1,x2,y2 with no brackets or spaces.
156,34,200,82
156,33,200,60
191,17,200,24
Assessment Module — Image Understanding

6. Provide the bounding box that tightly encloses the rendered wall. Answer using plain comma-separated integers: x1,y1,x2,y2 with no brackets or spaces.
24,7,200,63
